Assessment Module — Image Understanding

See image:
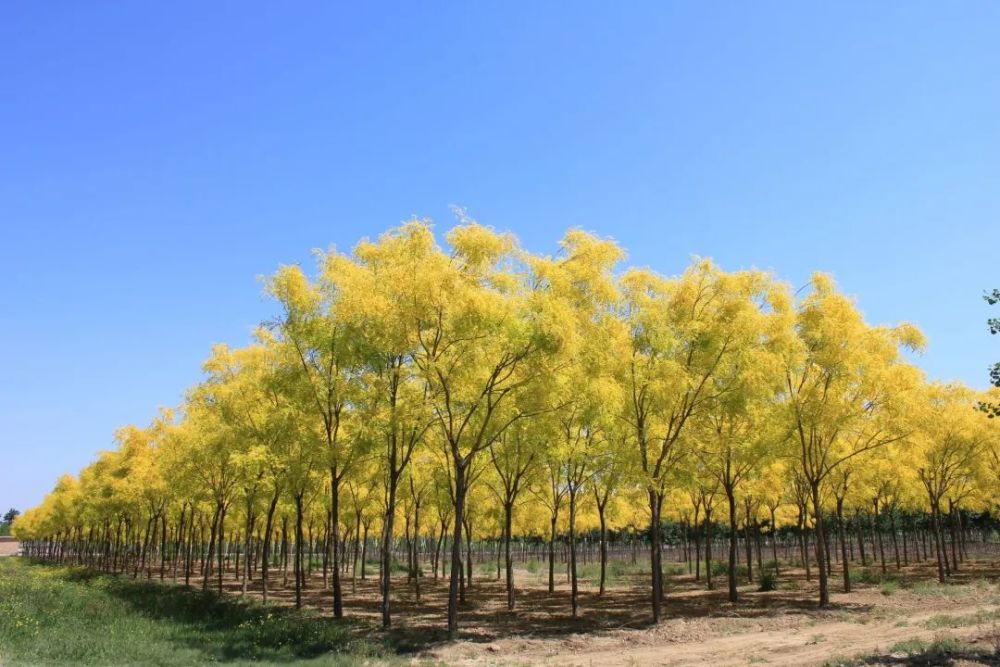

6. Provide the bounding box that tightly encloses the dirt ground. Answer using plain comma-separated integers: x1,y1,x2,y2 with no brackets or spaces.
52,553,1000,665
410,563,1000,666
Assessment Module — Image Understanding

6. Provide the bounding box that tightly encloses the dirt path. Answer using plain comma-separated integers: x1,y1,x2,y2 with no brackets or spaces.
430,587,1000,666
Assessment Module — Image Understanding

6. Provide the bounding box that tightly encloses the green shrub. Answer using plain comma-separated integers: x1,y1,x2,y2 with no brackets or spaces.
849,567,880,585
711,560,748,579
758,569,777,592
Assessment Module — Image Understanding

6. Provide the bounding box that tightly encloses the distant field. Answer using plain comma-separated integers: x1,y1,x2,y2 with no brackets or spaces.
0,558,395,666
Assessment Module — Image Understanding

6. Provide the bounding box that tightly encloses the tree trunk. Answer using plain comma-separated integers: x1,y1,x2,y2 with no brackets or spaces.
261,490,279,605
569,488,579,618
725,486,738,603
447,459,466,638
648,488,663,621
810,483,829,607
380,472,398,628
837,498,850,593
504,502,515,610
597,504,608,596
330,469,344,618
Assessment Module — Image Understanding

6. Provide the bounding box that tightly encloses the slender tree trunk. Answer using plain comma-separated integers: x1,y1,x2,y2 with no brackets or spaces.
725,486,738,603
294,494,304,609
769,507,779,576
203,506,220,590
837,498,850,593
330,469,344,618
597,503,608,596
381,473,398,628
548,511,558,593
649,488,664,621
504,502,515,610
447,459,466,639
705,506,714,591
811,483,830,607
931,500,946,583
569,488,579,618
261,490,279,604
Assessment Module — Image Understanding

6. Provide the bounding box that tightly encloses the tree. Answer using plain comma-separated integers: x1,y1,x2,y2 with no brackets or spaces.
487,422,539,610
267,260,364,618
782,273,923,607
692,270,790,602
331,227,436,628
405,220,562,637
3,508,20,525
911,383,989,583
617,261,788,621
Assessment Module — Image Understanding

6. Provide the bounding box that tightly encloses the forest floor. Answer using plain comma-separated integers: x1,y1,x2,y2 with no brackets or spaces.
412,560,1000,666
6,554,1000,665
206,552,1000,665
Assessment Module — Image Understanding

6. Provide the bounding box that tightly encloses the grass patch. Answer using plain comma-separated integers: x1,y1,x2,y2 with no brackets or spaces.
923,608,1000,629
848,567,899,586
0,558,392,666
887,637,928,654
879,580,897,596
574,560,649,589
911,580,971,597
835,636,984,666
710,560,749,579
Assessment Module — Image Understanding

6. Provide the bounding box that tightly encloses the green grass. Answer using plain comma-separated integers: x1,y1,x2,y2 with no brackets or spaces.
910,579,971,597
887,637,929,654
923,608,1000,629
827,636,983,666
576,559,650,588
524,558,542,575
0,558,394,666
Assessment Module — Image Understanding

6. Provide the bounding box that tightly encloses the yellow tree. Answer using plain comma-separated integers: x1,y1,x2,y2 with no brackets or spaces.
691,270,791,602
201,341,298,597
782,273,923,606
330,227,437,628
404,220,563,636
910,382,989,583
267,261,363,618
617,260,787,621
487,421,541,610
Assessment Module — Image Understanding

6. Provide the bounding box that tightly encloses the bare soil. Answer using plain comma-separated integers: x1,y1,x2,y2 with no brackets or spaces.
89,556,1000,665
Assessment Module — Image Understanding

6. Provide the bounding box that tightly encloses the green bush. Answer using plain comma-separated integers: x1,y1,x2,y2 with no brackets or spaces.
758,569,777,592
710,560,748,579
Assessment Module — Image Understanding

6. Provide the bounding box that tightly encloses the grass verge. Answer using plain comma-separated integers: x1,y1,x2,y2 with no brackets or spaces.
0,557,395,666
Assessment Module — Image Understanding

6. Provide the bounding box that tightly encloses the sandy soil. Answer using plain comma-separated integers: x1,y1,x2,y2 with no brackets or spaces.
417,565,1000,666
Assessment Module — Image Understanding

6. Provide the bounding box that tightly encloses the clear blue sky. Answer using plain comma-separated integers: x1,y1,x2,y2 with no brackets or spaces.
2,3,998,512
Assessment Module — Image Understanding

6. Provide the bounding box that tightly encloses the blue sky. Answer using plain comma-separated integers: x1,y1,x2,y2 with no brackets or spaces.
2,3,998,511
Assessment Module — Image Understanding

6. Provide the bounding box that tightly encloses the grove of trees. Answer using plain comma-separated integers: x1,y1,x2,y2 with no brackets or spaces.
16,221,1000,636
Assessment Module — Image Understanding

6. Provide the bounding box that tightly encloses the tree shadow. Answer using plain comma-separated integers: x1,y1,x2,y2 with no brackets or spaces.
54,565,387,663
